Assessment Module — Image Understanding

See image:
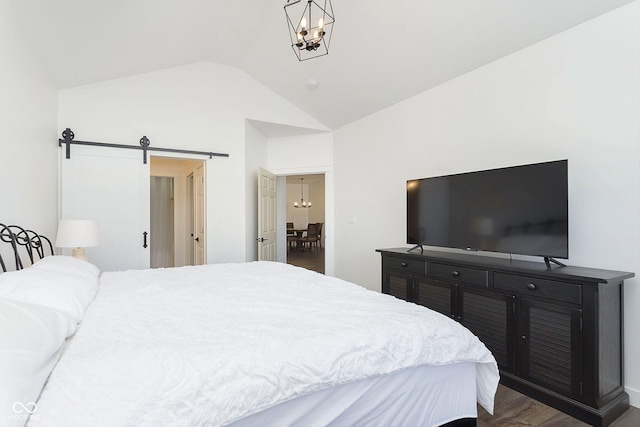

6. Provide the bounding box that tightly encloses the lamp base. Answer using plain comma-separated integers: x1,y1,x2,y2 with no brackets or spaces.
71,247,88,261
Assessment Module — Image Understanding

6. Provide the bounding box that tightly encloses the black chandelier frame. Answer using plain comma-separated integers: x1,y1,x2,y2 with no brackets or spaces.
284,0,335,61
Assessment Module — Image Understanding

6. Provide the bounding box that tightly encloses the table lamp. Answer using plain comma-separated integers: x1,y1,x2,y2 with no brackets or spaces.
55,220,99,261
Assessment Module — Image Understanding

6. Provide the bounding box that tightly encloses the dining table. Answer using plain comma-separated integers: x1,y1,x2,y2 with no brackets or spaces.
291,228,307,251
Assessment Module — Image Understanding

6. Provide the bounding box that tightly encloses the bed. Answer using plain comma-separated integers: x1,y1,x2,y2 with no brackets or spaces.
0,224,499,427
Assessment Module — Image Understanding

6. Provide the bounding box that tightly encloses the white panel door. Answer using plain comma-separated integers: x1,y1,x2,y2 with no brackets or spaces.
60,145,150,272
194,164,206,265
258,167,277,261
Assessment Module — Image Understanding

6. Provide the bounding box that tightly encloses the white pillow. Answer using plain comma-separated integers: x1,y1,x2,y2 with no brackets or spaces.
0,299,75,427
0,267,98,324
30,256,100,280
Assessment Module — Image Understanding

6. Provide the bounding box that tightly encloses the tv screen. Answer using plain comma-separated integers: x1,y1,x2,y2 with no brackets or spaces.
407,160,568,259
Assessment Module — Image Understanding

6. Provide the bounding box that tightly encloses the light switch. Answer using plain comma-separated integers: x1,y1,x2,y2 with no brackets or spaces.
348,215,357,224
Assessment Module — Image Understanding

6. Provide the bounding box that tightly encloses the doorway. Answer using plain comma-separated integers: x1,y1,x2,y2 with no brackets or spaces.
150,157,206,268
150,176,175,268
285,174,325,274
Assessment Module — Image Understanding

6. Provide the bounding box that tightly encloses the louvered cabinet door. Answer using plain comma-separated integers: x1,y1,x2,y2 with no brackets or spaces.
414,279,455,319
382,271,413,302
520,298,582,401
460,289,515,373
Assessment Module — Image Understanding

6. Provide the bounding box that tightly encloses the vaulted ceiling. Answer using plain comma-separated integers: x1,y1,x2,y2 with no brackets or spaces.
8,0,634,131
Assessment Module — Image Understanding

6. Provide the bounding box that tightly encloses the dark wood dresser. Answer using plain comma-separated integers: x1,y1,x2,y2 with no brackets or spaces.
377,247,634,427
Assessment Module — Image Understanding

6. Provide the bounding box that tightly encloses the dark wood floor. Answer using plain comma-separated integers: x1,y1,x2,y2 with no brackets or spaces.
478,385,640,426
286,244,324,274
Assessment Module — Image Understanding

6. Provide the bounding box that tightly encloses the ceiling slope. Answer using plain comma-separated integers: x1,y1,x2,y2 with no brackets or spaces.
8,0,635,130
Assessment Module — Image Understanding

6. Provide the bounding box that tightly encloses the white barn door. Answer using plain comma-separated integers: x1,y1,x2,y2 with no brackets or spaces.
257,167,277,261
60,145,150,272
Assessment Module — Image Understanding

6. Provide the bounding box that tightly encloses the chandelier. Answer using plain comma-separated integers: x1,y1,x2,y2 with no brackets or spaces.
293,178,311,208
284,0,335,61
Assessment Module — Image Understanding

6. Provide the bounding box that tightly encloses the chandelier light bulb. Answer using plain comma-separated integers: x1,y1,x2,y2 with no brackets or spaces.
318,18,324,28
300,17,307,29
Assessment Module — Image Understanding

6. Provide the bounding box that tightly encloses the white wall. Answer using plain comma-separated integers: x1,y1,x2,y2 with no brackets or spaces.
0,0,58,256
287,182,310,228
333,2,640,406
307,179,326,228
286,180,324,228
58,62,326,265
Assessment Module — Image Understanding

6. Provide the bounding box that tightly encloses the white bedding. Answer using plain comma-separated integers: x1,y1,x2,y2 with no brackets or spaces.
28,261,498,427
229,362,479,427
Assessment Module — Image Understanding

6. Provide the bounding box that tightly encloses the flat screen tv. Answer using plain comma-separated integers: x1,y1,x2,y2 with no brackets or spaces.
407,160,568,263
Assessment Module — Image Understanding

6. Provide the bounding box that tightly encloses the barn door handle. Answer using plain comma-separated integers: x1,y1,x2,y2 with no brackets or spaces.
143,231,148,248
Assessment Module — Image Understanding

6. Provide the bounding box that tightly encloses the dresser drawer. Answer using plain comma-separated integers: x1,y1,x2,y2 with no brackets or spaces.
494,272,582,304
383,256,426,275
430,262,488,287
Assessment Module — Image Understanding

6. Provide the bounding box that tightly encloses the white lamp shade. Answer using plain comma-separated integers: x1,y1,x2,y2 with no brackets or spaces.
55,220,99,248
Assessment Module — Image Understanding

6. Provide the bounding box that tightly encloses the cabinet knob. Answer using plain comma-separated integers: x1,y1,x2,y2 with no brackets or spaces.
401,262,408,267
526,283,537,290
522,335,527,340
451,270,460,277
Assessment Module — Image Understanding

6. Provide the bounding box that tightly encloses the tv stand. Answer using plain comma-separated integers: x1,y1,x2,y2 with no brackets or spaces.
407,244,423,253
544,256,567,269
377,247,634,427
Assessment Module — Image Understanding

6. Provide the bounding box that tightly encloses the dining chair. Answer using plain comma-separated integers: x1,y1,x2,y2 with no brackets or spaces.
286,222,299,250
300,223,319,251
315,222,324,248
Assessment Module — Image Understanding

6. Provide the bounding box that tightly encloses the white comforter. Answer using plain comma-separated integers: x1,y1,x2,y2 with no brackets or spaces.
29,262,498,427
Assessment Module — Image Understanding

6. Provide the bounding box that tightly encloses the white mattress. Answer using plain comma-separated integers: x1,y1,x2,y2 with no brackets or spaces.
28,262,498,426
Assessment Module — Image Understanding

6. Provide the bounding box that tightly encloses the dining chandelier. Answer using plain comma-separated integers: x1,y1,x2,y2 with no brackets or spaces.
293,178,311,208
284,0,335,61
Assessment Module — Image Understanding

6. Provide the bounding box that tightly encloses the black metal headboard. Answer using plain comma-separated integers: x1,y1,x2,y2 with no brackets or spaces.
0,223,54,273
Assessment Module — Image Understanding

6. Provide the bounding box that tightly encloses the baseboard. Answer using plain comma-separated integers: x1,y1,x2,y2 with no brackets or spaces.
626,385,640,409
